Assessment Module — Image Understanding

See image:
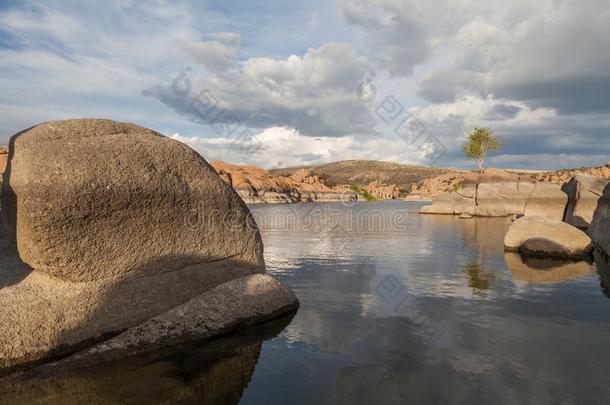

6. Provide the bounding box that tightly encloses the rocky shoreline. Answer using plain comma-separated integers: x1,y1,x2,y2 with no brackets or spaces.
419,167,610,259
211,161,402,203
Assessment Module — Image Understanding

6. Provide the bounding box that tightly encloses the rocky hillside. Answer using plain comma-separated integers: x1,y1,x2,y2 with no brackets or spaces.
211,161,360,203
271,160,449,191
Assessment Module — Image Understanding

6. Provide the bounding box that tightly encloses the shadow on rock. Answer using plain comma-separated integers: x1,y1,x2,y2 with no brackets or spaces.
0,312,295,405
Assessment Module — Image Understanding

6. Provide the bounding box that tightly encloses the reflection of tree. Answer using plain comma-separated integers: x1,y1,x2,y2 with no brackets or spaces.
463,262,495,291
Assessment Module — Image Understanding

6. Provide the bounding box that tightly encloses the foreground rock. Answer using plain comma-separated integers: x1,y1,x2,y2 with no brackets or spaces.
0,119,298,371
0,314,294,404
562,174,609,229
504,216,593,259
588,183,610,257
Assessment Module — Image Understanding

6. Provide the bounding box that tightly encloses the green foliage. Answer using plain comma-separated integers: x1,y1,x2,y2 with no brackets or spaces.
361,190,377,201
463,127,503,172
349,183,377,201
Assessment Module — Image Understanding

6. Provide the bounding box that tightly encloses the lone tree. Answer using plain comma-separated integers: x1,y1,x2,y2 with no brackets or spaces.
463,127,503,173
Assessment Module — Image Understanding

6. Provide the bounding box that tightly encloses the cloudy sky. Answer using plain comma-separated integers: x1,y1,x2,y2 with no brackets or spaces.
1,0,609,169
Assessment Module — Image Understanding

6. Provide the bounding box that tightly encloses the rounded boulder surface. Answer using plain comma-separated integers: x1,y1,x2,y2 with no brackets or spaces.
1,119,264,282
504,216,593,259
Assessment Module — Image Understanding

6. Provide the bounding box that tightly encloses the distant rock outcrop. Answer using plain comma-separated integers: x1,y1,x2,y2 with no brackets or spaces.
211,161,359,203
362,181,400,200
0,119,298,371
504,216,593,259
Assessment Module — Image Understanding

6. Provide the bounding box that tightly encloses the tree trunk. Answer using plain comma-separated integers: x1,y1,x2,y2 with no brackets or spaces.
478,158,484,174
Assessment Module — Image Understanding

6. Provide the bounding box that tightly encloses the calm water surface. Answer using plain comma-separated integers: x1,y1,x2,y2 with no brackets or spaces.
241,201,610,404
4,201,610,404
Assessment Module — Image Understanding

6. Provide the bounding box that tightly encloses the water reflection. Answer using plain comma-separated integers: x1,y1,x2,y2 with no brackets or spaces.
463,261,496,290
504,252,593,284
241,202,610,404
0,313,294,404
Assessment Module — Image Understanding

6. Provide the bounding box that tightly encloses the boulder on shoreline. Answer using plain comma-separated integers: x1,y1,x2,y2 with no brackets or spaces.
420,169,539,217
523,182,568,220
562,174,609,229
504,216,593,259
588,183,610,257
0,119,298,371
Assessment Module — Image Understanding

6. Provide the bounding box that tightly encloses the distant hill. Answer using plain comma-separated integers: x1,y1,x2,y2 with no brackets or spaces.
270,160,451,189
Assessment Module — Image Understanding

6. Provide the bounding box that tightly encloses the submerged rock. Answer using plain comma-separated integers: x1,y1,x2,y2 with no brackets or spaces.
588,183,610,257
0,119,298,371
562,174,609,229
504,216,593,259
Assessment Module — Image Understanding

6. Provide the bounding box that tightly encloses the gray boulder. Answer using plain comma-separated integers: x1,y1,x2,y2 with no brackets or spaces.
0,119,297,370
504,216,593,259
588,183,610,256
562,174,609,229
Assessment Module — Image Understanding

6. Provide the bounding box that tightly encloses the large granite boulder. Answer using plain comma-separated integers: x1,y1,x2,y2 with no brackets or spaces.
0,119,297,371
420,169,535,217
562,174,609,229
588,183,610,256
523,182,568,220
475,169,535,217
504,216,593,259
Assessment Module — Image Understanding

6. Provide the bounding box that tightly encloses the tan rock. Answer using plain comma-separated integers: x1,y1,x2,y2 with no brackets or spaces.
363,181,400,199
588,182,610,256
504,216,592,259
562,174,609,229
0,119,299,370
523,182,568,220
211,161,358,203
475,169,535,217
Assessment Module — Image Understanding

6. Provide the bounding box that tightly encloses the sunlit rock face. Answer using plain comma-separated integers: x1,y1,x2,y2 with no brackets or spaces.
504,216,593,259
562,174,609,229
0,119,297,372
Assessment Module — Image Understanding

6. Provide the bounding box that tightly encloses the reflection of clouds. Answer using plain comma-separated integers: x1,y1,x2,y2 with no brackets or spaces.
248,202,610,403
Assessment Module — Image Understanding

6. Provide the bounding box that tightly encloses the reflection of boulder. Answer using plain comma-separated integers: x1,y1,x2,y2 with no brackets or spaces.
588,184,610,257
504,252,593,284
0,119,298,371
562,174,609,229
504,216,592,259
0,313,294,404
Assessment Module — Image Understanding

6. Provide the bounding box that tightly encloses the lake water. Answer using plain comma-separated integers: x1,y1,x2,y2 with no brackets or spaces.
3,201,610,404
